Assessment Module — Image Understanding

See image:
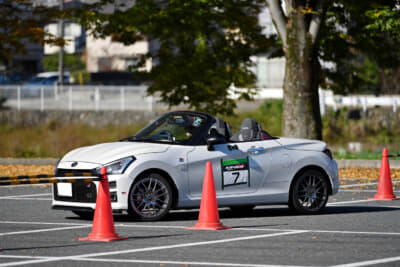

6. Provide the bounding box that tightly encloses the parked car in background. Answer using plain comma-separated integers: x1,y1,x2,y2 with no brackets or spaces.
23,72,70,96
25,72,70,85
52,110,339,221
0,73,29,85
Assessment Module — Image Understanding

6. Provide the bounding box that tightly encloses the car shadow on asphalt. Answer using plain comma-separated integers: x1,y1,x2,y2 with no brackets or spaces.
163,205,400,221
65,205,399,223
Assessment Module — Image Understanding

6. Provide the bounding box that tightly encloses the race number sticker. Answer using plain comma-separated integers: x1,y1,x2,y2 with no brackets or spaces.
221,157,250,189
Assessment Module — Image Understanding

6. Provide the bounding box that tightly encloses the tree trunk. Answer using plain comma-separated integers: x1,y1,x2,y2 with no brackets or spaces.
282,9,322,140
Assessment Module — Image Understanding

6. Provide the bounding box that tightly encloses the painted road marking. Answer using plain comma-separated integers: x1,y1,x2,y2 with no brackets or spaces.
0,184,51,188
0,193,51,199
340,180,400,188
0,231,308,266
0,223,399,267
331,255,400,267
340,182,378,188
340,189,400,193
74,257,309,267
1,254,399,267
0,221,89,226
0,197,51,201
1,220,400,236
328,199,375,205
0,255,308,267
0,225,90,236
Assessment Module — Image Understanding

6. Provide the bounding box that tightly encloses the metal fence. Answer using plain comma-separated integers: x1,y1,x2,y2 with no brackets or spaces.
1,85,400,113
0,85,169,111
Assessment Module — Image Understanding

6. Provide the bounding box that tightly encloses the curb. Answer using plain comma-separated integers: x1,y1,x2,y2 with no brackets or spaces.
1,158,400,169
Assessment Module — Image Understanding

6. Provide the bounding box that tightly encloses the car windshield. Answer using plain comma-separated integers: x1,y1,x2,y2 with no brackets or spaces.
129,113,209,144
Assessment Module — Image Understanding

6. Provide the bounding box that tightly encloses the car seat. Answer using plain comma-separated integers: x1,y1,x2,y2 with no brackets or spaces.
209,117,232,140
230,118,262,142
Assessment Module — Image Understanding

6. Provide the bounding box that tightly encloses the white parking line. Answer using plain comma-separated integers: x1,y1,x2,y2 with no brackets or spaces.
0,193,51,200
340,182,378,188
2,220,400,236
340,178,371,180
231,227,400,236
0,184,51,188
340,180,400,189
0,221,90,226
328,199,374,206
79,230,309,258
340,189,400,193
75,257,309,267
0,255,308,267
0,225,91,236
0,197,51,201
331,255,400,267
0,230,308,266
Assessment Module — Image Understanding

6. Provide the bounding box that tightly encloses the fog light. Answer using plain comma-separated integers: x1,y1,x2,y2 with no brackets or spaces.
110,192,118,202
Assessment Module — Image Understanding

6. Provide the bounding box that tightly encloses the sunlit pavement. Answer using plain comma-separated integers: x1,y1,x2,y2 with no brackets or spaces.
0,179,399,267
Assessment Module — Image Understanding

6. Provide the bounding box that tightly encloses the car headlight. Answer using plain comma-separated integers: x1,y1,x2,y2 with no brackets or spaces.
101,157,135,175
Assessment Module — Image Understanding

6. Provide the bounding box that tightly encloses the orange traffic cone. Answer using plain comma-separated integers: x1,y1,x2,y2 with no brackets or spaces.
78,167,128,241
186,161,231,230
368,148,400,201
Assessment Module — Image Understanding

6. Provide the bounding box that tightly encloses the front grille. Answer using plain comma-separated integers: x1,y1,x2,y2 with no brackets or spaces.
54,168,118,203
54,181,97,203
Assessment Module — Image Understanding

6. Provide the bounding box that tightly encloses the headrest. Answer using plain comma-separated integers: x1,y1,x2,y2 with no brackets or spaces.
240,118,259,141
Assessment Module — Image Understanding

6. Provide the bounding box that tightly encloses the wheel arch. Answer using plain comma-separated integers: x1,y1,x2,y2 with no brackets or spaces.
132,168,179,209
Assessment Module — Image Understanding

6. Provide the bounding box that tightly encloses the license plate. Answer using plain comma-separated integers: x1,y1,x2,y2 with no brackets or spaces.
57,183,72,197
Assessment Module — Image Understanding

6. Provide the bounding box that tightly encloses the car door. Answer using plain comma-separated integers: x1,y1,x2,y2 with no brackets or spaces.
187,142,255,197
232,139,281,192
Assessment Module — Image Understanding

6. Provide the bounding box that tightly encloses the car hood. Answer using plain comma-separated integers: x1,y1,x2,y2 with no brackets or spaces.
276,137,326,151
61,141,169,165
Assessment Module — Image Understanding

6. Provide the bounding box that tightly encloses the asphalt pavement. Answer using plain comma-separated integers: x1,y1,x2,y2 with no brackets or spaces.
0,180,400,267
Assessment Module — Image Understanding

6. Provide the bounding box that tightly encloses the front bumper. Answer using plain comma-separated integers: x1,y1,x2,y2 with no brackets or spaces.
52,167,131,212
329,160,340,195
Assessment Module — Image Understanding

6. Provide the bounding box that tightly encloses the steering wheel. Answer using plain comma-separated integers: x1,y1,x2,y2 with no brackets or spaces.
155,130,175,142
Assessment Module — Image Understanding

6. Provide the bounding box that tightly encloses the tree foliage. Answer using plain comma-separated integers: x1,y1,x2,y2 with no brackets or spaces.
365,3,400,38
76,0,400,137
43,53,85,72
263,0,400,139
79,0,276,115
320,0,400,95
0,0,66,67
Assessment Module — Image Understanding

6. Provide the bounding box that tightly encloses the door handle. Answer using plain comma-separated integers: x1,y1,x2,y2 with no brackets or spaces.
248,147,265,154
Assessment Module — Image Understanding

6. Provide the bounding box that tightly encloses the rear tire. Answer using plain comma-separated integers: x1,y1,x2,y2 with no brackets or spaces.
289,169,329,214
128,173,173,221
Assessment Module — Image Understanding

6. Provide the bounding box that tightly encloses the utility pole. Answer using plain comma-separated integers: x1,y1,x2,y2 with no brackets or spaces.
58,0,64,85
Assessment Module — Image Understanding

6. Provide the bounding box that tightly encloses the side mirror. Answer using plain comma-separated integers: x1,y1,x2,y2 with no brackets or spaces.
207,136,225,151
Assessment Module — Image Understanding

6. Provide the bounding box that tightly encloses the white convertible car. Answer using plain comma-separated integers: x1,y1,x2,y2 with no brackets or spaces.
52,110,339,221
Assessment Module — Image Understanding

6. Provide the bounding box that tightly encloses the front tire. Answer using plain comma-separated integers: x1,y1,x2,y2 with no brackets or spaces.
128,173,173,221
289,169,329,214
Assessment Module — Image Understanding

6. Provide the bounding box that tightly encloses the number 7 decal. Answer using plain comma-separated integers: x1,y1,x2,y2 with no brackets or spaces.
221,157,250,190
